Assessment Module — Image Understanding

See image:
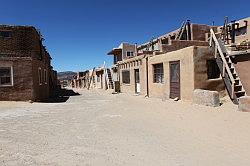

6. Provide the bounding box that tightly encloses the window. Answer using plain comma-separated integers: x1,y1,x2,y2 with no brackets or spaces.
0,31,12,38
153,63,164,83
207,60,220,79
38,68,42,85
0,67,13,86
44,69,47,84
235,27,247,36
126,51,134,57
122,70,130,84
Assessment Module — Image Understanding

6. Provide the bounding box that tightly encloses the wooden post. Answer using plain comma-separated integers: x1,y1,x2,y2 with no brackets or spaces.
215,45,218,58
231,82,235,99
222,62,225,77
209,31,213,47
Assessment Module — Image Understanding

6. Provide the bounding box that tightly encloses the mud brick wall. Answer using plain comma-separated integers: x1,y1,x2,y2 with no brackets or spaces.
0,25,41,56
0,25,56,101
191,24,211,41
0,57,34,101
162,40,209,53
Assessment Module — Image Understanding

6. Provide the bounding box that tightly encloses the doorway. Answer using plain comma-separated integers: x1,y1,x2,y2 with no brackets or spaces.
169,61,180,99
134,69,140,94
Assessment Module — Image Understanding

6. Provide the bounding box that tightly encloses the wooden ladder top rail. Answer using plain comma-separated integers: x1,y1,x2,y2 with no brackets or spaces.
104,67,109,90
209,29,235,85
175,21,187,40
87,67,96,90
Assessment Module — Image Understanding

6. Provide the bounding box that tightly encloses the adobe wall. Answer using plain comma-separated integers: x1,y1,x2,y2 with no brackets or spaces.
162,40,208,53
31,54,51,101
119,59,147,95
95,70,105,89
234,55,250,95
148,46,195,101
193,46,225,93
0,26,41,55
0,58,34,101
122,44,136,60
232,17,250,44
191,24,211,41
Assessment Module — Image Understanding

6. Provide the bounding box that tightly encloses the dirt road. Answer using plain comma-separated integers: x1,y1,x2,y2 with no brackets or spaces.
0,89,249,166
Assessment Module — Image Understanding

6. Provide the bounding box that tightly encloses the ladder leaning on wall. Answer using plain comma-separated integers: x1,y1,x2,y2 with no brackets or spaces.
103,62,114,90
87,67,95,90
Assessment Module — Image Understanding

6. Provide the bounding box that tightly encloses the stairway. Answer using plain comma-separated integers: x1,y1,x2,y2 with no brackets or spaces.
210,29,246,104
106,68,114,89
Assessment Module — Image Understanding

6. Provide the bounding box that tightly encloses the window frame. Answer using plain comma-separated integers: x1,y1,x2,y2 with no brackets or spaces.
0,66,13,87
122,70,130,84
0,31,12,38
38,67,42,85
44,69,47,84
153,63,164,84
126,51,134,57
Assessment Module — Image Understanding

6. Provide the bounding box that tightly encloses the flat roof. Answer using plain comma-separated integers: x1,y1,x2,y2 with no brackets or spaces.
107,48,122,55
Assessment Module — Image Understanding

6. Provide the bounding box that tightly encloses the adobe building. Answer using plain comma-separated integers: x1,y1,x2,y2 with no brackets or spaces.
71,66,114,90
0,25,58,101
108,17,250,104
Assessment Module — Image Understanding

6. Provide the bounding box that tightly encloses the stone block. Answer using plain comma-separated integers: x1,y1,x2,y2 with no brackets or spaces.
238,96,250,112
193,89,220,107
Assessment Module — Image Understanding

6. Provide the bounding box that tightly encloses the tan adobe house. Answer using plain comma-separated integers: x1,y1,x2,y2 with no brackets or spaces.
0,25,58,101
71,66,114,90
108,17,250,104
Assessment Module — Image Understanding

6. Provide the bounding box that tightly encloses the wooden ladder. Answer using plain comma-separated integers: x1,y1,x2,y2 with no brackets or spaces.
87,67,95,90
210,29,246,104
175,21,187,40
105,68,114,89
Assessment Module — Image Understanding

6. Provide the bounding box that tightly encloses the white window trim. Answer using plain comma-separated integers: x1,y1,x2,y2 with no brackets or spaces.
38,67,42,86
126,51,134,57
44,69,47,84
0,66,14,87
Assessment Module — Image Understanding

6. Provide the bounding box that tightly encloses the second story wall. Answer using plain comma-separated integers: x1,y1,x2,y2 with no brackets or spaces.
0,25,41,57
121,43,136,59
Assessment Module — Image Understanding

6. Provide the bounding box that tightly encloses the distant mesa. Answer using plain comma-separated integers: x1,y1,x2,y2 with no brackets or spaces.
57,71,77,81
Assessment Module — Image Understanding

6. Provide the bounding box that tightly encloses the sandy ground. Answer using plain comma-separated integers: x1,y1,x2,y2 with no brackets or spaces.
0,89,250,166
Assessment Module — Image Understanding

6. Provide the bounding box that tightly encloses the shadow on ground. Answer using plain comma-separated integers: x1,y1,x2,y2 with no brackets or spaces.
42,88,80,103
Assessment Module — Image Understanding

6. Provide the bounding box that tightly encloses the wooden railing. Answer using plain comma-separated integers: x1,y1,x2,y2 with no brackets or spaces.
209,29,235,98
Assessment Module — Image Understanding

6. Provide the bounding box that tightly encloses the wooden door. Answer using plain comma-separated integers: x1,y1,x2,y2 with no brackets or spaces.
169,61,180,99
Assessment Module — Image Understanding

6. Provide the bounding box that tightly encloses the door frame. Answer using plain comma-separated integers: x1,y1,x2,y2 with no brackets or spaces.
169,60,181,99
134,69,140,94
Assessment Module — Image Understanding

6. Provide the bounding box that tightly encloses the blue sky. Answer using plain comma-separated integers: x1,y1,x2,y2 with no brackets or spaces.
0,0,249,72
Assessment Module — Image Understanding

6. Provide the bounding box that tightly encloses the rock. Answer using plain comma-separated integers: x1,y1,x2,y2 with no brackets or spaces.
238,96,250,112
193,89,220,107
173,97,179,101
28,100,34,103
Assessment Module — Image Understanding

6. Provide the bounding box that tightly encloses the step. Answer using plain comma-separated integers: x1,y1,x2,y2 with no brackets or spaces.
225,56,231,62
235,91,246,98
230,68,235,73
233,73,238,79
234,78,240,85
227,62,232,68
234,85,243,91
